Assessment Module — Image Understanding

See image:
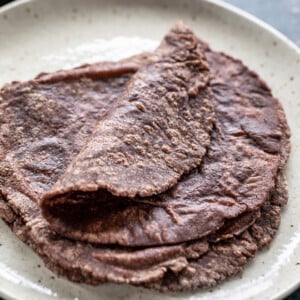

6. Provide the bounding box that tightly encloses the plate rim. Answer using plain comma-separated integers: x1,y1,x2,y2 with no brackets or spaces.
0,0,299,299
0,0,299,54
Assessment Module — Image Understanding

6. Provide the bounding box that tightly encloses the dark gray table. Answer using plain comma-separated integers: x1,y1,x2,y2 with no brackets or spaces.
226,0,300,46
0,0,299,299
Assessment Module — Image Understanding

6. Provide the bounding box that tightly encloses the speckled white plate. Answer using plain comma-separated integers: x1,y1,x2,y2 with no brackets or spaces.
0,0,299,299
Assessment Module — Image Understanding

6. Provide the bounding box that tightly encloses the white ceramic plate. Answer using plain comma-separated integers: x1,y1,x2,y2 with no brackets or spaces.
0,0,299,299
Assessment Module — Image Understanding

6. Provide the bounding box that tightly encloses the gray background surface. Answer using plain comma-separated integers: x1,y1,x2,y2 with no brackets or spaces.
225,0,300,46
0,0,299,299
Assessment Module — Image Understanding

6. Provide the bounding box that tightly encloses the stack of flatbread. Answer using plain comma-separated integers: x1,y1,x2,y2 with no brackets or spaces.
0,22,290,292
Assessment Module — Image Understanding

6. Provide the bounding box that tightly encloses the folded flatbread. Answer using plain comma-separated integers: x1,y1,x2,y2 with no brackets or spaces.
0,22,290,291
38,24,287,248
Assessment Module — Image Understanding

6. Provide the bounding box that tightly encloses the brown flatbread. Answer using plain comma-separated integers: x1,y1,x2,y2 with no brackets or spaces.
0,61,139,197
144,198,283,292
42,22,214,203
142,46,291,291
0,171,286,290
0,23,290,292
37,34,285,248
